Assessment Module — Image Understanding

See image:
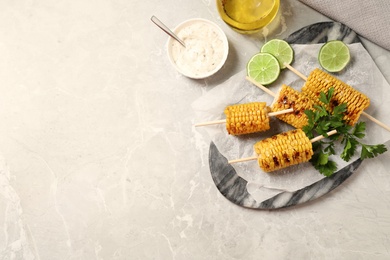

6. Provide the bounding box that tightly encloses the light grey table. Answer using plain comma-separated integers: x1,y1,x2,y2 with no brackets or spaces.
0,0,389,259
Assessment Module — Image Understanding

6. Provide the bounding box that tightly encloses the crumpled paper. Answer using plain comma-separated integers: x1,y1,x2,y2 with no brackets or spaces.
192,43,390,200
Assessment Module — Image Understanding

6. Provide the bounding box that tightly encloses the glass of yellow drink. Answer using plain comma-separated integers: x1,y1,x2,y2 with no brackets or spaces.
216,0,280,33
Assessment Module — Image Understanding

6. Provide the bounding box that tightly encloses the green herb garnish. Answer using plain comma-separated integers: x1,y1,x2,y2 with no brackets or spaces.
303,87,387,177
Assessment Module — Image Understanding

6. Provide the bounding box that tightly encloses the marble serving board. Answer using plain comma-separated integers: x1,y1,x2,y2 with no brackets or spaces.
208,22,379,210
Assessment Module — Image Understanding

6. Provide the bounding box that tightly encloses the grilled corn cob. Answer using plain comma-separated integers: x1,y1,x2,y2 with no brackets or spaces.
302,68,370,125
271,84,315,129
224,102,271,135
253,129,313,172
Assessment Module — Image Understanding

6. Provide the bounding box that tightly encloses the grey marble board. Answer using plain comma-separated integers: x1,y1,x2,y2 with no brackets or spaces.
208,22,368,210
284,21,360,45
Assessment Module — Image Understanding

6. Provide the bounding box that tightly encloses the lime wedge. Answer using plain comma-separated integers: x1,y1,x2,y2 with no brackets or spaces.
247,52,280,85
260,39,294,69
318,40,350,72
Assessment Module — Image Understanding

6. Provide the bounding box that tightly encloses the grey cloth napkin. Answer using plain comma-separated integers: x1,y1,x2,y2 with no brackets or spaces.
298,0,390,51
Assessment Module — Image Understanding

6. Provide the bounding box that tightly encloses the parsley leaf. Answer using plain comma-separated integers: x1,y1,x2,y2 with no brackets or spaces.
318,151,329,165
340,137,359,162
319,91,329,104
313,156,338,177
324,142,336,155
327,88,335,102
361,144,387,159
352,122,366,139
309,141,338,177
333,103,347,117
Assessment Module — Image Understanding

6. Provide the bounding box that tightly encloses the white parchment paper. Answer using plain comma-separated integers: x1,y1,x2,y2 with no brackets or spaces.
192,43,390,200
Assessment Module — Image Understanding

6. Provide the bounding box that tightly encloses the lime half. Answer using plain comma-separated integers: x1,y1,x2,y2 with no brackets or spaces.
247,52,280,85
318,41,350,72
260,39,294,69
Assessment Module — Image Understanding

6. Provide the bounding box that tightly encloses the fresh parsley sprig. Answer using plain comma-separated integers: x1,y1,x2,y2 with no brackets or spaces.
302,87,387,177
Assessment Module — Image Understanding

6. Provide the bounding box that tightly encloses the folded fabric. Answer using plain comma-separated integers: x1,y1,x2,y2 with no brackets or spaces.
298,0,390,51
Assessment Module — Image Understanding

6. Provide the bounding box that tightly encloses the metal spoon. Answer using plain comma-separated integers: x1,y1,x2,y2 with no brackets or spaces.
151,16,186,48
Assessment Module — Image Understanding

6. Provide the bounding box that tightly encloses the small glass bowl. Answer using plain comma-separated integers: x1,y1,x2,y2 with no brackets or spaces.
166,18,229,79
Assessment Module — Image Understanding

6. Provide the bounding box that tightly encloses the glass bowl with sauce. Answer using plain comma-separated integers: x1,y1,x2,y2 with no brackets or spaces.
167,18,229,79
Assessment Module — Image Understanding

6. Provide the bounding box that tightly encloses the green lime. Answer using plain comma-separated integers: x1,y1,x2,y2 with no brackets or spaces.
247,52,280,85
318,40,350,72
260,39,294,69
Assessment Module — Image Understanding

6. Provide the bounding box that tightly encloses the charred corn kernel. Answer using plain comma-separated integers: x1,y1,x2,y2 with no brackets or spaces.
224,102,271,135
271,84,315,129
302,68,370,125
253,129,313,172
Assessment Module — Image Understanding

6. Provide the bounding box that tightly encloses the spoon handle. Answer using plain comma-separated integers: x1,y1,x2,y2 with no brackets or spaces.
151,16,186,48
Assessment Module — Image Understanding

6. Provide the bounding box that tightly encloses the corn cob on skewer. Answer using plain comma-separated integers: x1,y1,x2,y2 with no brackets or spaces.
195,103,293,135
224,102,271,135
302,68,370,126
284,64,390,131
246,77,316,129
228,129,337,173
253,129,313,172
271,84,315,129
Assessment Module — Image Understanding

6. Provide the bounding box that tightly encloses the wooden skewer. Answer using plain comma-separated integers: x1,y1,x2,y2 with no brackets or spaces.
361,111,390,132
194,108,293,127
246,76,277,97
284,63,307,81
228,129,337,164
194,119,226,127
309,129,337,143
268,109,294,117
283,63,390,132
228,155,258,164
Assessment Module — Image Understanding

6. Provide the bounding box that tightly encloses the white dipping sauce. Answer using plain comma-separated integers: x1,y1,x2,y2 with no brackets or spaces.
170,20,227,78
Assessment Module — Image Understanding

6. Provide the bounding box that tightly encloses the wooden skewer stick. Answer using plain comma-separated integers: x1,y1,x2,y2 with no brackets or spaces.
228,129,337,164
228,155,258,164
268,108,294,117
283,63,390,132
361,111,390,132
246,76,277,97
309,129,337,143
284,63,308,81
194,119,226,127
194,108,293,127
